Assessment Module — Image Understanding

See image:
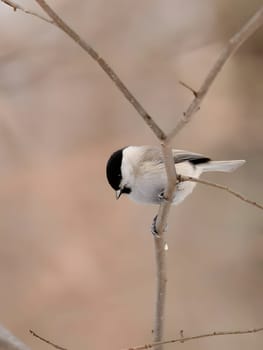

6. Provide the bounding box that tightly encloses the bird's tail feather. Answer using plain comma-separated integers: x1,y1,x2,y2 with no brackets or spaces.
200,160,246,173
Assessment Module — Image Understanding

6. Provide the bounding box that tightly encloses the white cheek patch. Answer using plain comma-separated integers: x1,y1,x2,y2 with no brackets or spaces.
121,147,143,189
121,156,134,189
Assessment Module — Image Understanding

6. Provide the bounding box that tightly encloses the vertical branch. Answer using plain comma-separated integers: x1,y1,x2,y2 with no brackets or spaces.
153,142,177,349
153,236,167,347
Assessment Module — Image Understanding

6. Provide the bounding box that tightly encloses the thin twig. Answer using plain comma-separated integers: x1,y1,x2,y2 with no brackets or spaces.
29,327,263,350
123,327,263,350
29,330,68,350
167,5,263,142
179,80,198,97
179,175,263,210
0,0,53,23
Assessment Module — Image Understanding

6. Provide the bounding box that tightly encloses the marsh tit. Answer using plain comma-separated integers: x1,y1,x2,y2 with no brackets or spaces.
106,146,245,206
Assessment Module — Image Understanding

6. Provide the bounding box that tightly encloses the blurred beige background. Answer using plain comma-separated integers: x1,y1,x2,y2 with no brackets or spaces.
0,1,262,349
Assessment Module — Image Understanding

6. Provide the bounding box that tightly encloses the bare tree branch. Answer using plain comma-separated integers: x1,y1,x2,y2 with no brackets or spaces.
152,143,177,347
0,0,53,23
178,80,198,97
32,0,166,141
179,175,263,210
30,330,67,350
167,5,263,142
29,326,263,350
152,234,167,347
123,326,263,350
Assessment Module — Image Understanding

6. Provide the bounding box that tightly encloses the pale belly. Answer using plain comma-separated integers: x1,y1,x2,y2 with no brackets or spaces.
128,162,202,205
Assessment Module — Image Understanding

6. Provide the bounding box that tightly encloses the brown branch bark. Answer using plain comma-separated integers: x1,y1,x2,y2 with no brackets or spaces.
152,143,177,347
179,175,263,210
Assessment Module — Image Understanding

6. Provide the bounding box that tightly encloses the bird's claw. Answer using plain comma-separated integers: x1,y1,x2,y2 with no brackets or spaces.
158,191,168,202
151,215,168,237
151,215,160,237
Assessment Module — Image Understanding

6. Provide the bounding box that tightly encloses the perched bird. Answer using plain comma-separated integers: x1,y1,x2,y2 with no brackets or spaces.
106,145,245,206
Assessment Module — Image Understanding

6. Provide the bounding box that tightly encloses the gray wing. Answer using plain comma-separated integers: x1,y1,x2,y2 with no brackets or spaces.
172,149,210,165
139,146,210,165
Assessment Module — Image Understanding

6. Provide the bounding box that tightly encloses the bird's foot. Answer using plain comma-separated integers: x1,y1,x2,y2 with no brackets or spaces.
151,215,168,237
158,191,169,202
151,215,160,237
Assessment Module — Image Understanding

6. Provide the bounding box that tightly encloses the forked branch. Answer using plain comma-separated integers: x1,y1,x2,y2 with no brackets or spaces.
167,6,263,141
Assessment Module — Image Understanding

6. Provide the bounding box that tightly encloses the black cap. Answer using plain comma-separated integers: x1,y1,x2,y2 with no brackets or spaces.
106,148,124,191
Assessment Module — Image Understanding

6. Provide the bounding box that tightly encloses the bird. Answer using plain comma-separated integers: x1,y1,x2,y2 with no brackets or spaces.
106,145,245,207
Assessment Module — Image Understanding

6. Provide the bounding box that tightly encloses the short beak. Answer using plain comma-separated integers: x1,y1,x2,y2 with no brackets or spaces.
116,189,122,199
